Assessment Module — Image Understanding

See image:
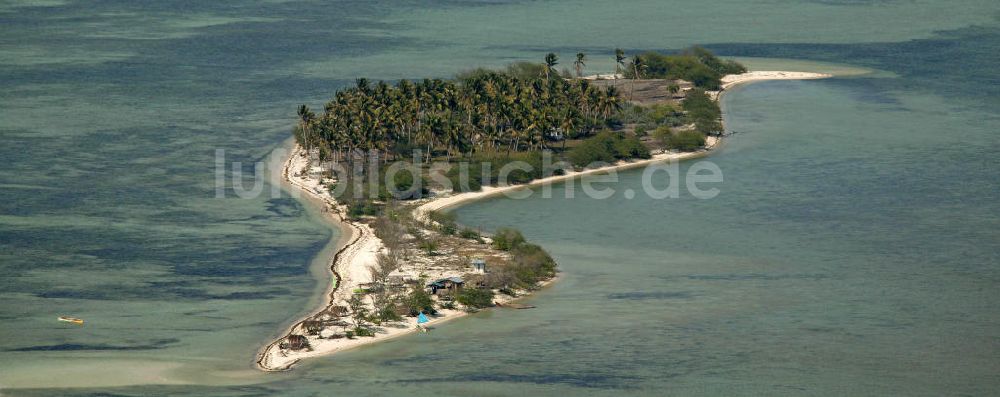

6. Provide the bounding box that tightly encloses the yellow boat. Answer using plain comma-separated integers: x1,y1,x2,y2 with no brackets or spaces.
58,316,84,326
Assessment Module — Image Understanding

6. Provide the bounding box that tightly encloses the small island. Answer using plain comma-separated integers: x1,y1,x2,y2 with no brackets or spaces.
256,48,830,371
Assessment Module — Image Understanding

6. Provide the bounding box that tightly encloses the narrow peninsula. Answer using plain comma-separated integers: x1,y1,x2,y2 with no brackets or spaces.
256,48,830,371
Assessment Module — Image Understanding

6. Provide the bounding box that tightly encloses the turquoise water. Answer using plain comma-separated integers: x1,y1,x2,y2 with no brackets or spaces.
1,1,998,395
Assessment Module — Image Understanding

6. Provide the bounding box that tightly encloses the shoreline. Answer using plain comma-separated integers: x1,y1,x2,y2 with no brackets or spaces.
255,70,832,371
413,136,721,222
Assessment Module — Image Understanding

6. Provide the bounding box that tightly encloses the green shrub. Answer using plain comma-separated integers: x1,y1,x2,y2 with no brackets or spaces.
447,164,484,192
373,306,403,323
686,46,747,75
352,327,375,337
462,151,546,186
614,135,651,159
387,166,426,199
459,228,480,239
653,125,672,144
457,288,495,309
492,228,526,251
345,199,381,219
567,131,650,167
419,239,439,255
649,103,682,125
629,47,745,90
500,151,544,185
634,124,649,137
510,243,557,287
334,163,428,204
695,119,723,135
567,131,618,166
662,130,707,151
429,211,458,235
405,287,436,316
505,61,547,80
682,89,723,135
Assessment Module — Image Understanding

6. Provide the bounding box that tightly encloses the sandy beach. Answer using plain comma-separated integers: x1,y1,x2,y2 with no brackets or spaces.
414,136,720,223
255,70,832,371
721,70,832,90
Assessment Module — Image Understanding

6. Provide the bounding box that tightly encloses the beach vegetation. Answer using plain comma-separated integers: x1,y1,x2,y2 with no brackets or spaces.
625,47,746,90
371,306,403,324
345,199,380,219
303,320,324,338
510,243,557,287
492,228,526,251
457,288,495,309
429,211,458,235
419,239,439,256
614,48,627,80
543,52,559,81
347,294,371,331
682,89,724,135
459,227,480,240
297,50,730,207
505,61,547,80
295,58,625,166
352,327,375,337
567,131,650,167
658,128,707,151
446,164,483,192
404,286,436,316
367,254,402,324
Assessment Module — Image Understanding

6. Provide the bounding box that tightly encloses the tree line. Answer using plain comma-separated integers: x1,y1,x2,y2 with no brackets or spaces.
293,47,744,164
294,65,624,164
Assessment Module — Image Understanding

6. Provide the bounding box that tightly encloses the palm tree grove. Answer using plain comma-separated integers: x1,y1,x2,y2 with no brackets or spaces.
293,47,745,212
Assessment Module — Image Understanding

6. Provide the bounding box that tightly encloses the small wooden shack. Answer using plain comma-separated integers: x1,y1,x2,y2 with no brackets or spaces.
427,276,464,295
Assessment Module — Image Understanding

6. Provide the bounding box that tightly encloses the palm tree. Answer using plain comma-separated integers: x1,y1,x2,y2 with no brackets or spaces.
614,48,626,85
574,52,586,78
297,104,316,152
599,86,622,120
630,54,645,100
355,78,371,94
543,52,559,82
559,108,577,150
307,60,630,167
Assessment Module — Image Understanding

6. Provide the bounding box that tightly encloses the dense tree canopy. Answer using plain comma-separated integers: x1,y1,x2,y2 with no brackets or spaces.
295,48,741,164
295,69,626,163
625,46,747,90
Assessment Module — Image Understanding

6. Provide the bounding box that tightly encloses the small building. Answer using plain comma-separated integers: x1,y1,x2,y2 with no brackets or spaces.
471,259,487,274
427,276,464,295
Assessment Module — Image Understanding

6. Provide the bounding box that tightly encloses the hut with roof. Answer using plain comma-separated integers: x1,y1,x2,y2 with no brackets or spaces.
427,276,464,295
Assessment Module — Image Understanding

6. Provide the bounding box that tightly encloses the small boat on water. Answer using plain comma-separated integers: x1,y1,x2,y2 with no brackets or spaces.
497,302,535,309
58,316,84,326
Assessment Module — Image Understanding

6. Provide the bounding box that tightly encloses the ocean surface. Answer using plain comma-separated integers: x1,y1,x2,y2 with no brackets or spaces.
1,1,997,395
